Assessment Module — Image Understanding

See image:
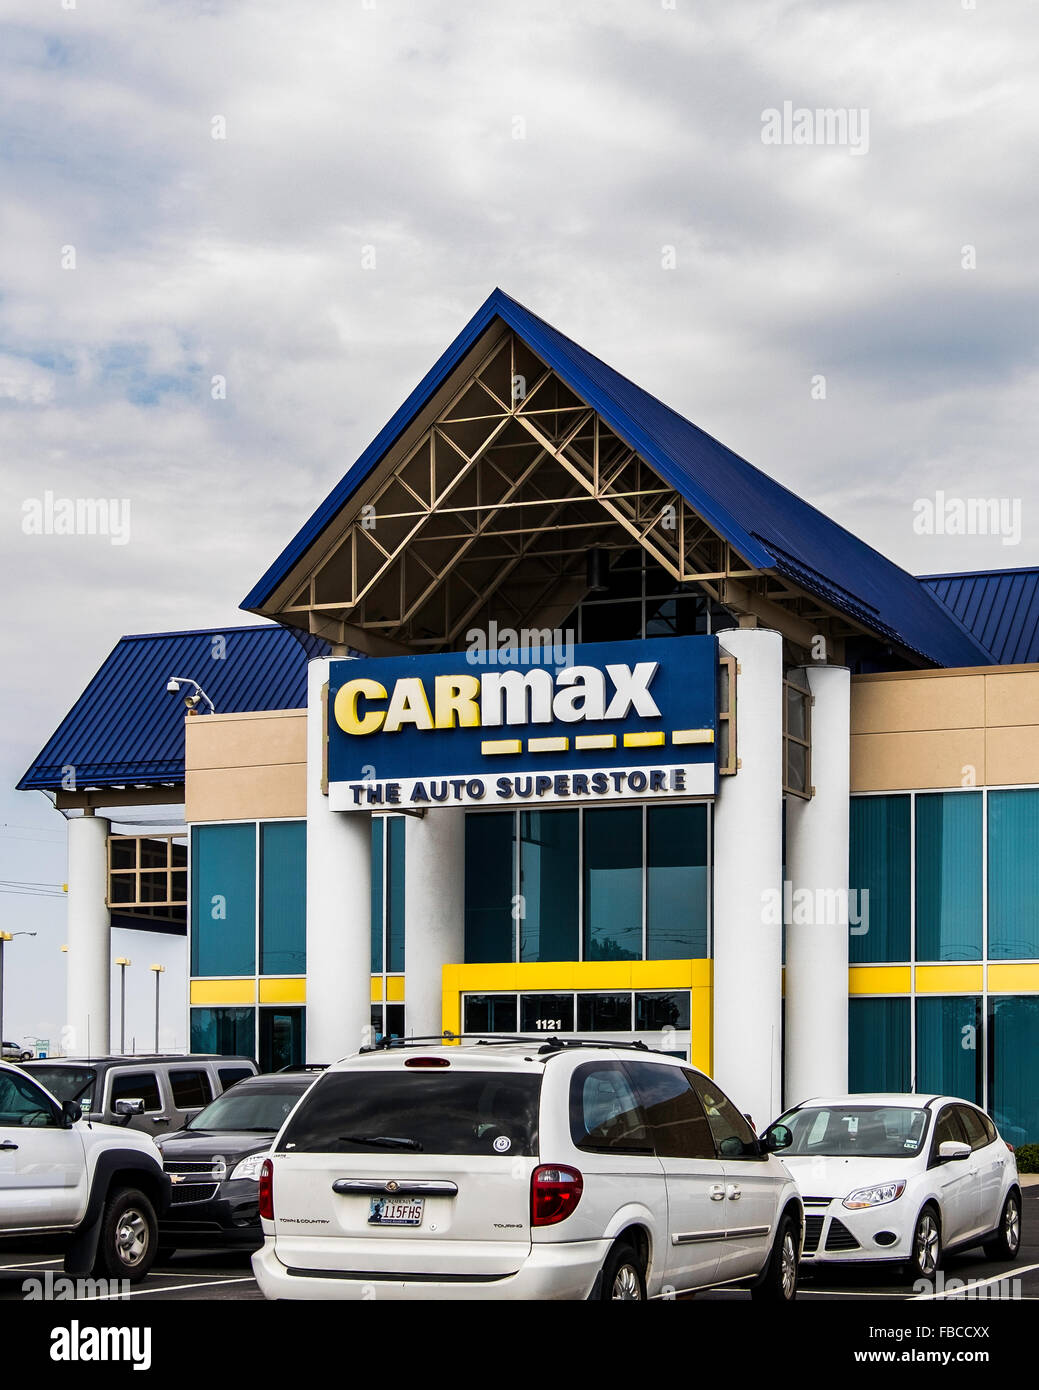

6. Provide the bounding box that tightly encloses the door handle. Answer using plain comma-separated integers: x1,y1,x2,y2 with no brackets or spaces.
709,1184,726,1201
150,1116,169,1124
0,1141,18,1151
727,1184,741,1201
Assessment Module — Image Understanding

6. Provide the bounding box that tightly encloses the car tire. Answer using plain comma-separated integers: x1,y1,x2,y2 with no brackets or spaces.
908,1204,942,1282
598,1241,647,1301
751,1213,799,1303
93,1187,158,1283
983,1191,1022,1261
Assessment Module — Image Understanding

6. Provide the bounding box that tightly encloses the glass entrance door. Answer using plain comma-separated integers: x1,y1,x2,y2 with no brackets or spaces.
259,1007,305,1072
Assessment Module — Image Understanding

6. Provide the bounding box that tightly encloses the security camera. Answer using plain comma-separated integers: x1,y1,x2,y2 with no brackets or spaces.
166,678,181,693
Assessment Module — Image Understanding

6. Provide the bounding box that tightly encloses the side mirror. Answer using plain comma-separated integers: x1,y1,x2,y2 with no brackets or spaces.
765,1123,793,1153
114,1098,145,1125
60,1100,82,1129
938,1140,971,1163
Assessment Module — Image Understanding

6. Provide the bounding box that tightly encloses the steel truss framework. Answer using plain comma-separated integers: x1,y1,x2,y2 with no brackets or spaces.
278,333,857,659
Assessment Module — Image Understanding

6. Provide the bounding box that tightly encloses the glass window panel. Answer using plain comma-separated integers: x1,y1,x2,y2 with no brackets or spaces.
519,810,579,962
384,1004,405,1039
259,1007,305,1072
260,821,306,975
190,824,256,976
465,814,515,963
110,839,136,870
190,1006,255,1058
624,1061,714,1159
370,817,384,973
786,684,808,741
169,1070,212,1109
109,1072,161,1112
580,600,642,643
584,807,642,961
915,793,982,961
569,1062,652,1154
519,994,574,1032
915,996,982,1105
463,995,518,1035
689,1075,758,1157
849,997,911,1093
635,991,691,1031
849,796,911,963
387,816,406,972
989,790,1039,960
988,995,1039,1145
646,805,709,958
576,993,632,1032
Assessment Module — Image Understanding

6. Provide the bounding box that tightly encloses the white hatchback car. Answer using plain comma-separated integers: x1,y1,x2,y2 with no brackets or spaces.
252,1040,803,1301
767,1094,1022,1279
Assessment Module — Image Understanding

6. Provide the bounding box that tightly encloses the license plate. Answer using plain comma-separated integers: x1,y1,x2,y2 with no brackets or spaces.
368,1197,424,1226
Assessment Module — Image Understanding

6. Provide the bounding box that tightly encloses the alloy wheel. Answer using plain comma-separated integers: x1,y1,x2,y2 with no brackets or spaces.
611,1263,643,1300
914,1211,940,1277
116,1209,150,1268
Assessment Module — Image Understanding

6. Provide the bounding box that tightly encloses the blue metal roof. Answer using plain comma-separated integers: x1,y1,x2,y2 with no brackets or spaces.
18,625,329,792
242,288,991,669
919,567,1039,666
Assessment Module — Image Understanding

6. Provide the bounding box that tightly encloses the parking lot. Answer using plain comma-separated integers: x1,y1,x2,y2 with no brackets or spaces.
1,1184,1036,1303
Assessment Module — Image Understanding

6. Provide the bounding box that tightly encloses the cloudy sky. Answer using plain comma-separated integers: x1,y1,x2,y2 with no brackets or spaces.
2,0,1036,1047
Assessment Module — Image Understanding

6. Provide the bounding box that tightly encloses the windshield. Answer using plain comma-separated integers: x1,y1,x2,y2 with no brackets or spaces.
277,1070,542,1156
780,1105,930,1158
22,1065,97,1109
187,1086,307,1132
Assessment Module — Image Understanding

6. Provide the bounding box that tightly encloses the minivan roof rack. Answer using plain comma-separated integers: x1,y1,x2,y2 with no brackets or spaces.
275,1063,329,1072
357,1033,670,1057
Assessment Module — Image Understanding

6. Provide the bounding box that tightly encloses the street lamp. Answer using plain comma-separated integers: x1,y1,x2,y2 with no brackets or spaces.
0,932,38,1052
115,958,131,1053
149,964,165,1052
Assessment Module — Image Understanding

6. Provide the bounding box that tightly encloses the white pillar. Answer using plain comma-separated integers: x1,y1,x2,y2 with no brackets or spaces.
66,813,111,1055
305,658,372,1064
404,809,466,1039
784,664,851,1106
712,628,784,1128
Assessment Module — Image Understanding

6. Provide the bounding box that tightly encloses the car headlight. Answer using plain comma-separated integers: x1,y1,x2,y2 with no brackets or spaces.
230,1152,270,1182
843,1181,906,1210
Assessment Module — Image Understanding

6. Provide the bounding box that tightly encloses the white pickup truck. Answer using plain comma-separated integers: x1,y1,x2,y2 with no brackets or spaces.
0,1060,170,1281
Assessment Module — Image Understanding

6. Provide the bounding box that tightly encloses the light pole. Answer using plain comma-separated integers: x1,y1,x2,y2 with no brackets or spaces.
115,958,131,1053
0,932,38,1052
149,964,165,1052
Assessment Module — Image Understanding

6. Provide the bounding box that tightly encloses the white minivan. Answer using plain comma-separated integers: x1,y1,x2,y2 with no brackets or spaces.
251,1040,803,1301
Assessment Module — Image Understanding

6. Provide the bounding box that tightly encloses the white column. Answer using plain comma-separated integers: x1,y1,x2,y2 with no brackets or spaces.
784,664,851,1106
712,628,784,1128
404,809,466,1039
66,813,111,1055
305,657,372,1064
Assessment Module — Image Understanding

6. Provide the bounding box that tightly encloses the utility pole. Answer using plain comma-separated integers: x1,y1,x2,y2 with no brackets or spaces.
115,958,131,1053
149,964,165,1052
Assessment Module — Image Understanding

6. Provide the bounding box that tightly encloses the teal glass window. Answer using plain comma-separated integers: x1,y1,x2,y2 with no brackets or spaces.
190,1006,255,1057
465,813,515,962
647,804,709,958
370,817,384,973
915,793,982,961
915,996,982,1104
190,824,256,976
849,997,910,1093
371,817,406,972
988,790,1039,960
988,995,1039,1144
584,807,642,961
519,811,579,962
849,796,910,963
260,822,306,975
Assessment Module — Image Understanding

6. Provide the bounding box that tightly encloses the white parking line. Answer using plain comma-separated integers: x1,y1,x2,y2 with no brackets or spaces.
0,1257,63,1271
911,1262,1039,1300
90,1276,256,1300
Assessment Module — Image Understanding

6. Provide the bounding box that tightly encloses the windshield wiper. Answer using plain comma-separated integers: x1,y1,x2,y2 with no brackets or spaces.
338,1134,422,1151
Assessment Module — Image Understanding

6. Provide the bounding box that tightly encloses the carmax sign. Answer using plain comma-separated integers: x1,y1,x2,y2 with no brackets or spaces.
326,636,718,811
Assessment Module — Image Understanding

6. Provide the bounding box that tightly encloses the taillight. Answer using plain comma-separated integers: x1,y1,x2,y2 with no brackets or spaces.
531,1165,583,1226
258,1158,274,1221
1006,1141,1015,1155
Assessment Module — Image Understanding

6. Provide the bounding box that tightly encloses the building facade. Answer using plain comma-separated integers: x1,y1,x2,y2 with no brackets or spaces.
19,290,1039,1141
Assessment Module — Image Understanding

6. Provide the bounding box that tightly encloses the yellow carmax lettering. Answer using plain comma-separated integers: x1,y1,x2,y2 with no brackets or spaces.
334,678,387,735
434,674,481,729
384,677,435,732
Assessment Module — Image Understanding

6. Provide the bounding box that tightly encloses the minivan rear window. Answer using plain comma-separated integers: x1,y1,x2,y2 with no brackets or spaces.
277,1070,542,1157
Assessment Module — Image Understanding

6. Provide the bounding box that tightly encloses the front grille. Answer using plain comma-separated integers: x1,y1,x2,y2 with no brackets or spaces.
802,1197,834,1207
825,1218,861,1252
170,1182,219,1205
803,1215,825,1253
164,1160,220,1176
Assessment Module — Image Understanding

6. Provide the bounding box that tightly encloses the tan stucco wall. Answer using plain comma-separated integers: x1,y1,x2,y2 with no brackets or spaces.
851,664,1039,791
184,709,306,821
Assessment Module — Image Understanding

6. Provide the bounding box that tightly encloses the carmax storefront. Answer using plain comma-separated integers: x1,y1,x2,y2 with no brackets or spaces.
19,289,1039,1142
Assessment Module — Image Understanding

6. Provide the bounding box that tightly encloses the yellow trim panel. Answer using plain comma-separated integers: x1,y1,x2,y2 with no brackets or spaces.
848,966,911,995
258,977,306,1005
190,978,257,1006
672,729,715,745
481,738,522,755
988,963,1039,993
623,731,665,748
915,965,983,994
575,734,616,750
528,736,569,753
